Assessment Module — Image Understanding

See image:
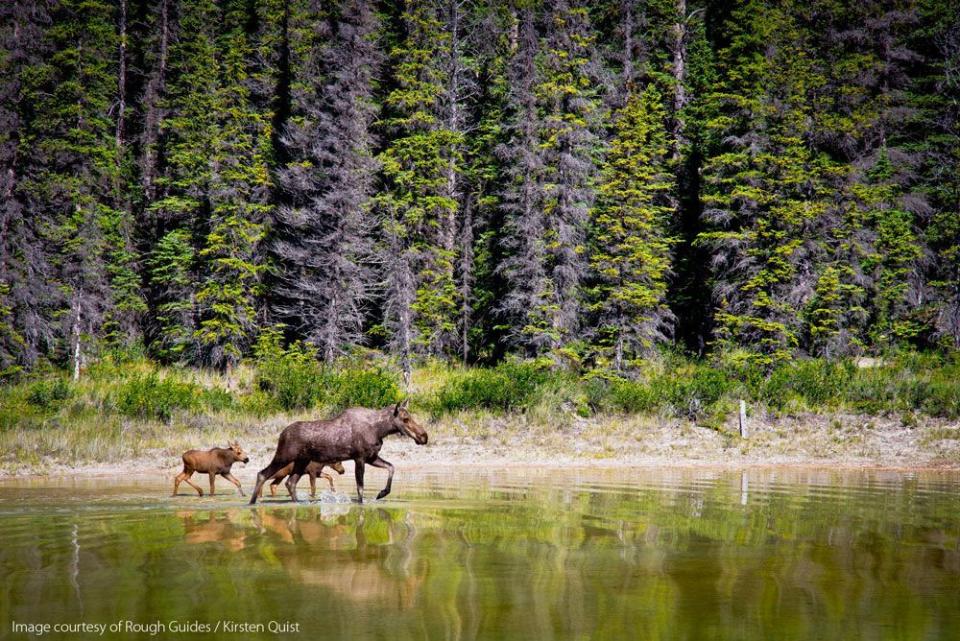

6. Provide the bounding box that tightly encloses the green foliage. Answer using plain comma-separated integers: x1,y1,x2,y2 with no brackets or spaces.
433,360,554,413
26,378,72,410
330,369,401,411
114,373,200,423
253,328,325,411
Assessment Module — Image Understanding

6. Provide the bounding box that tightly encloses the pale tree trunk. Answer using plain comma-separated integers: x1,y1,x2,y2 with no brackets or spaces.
115,0,127,155
671,0,687,162
72,296,82,381
141,0,170,200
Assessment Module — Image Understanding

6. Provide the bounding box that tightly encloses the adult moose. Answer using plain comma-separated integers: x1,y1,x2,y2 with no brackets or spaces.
248,400,428,504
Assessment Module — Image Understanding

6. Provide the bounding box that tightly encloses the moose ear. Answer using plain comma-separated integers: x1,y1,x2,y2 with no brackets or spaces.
393,402,401,416
400,398,409,409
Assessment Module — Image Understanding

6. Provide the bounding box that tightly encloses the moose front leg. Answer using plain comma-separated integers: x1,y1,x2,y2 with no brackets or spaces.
354,460,365,503
208,472,216,496
221,472,245,497
367,456,395,500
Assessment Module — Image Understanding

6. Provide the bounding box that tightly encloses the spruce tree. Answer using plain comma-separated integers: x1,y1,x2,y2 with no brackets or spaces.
273,0,381,362
698,0,834,366
0,0,56,375
535,0,600,350
588,84,674,370
19,0,139,377
377,0,462,371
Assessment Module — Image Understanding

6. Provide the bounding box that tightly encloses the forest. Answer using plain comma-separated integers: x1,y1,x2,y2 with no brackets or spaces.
1,0,959,384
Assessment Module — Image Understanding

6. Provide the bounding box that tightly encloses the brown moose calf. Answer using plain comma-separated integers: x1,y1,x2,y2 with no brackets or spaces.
260,461,346,499
173,442,249,497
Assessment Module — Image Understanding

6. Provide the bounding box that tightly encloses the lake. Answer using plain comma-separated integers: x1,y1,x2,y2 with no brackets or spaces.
1,467,958,640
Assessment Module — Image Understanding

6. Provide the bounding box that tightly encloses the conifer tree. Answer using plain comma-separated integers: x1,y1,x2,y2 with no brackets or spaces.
589,85,674,369
698,0,833,366
496,6,549,355
0,0,55,375
273,0,381,362
193,0,272,371
535,0,601,350
377,0,462,370
20,0,139,377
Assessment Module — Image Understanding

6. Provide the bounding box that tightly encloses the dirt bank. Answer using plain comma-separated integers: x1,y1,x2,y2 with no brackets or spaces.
3,410,958,478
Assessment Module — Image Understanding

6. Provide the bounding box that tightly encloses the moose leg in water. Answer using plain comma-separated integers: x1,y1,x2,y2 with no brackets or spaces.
284,458,311,503
355,459,365,503
368,456,395,500
250,460,289,501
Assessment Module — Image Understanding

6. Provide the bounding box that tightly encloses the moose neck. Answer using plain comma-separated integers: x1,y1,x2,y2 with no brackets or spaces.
374,409,401,441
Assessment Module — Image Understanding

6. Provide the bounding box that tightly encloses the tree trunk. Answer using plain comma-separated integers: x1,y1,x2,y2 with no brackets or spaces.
671,0,687,162
115,0,127,155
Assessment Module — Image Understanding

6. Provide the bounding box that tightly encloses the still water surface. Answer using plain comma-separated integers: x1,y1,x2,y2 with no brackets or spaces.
0,468,958,640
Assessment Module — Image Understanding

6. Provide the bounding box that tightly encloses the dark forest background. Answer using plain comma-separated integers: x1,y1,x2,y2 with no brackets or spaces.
1,0,958,382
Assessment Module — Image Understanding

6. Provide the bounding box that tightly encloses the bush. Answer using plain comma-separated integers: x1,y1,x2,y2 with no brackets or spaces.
253,328,327,410
762,359,854,408
114,373,200,422
665,367,734,418
26,378,73,409
330,369,401,410
434,360,552,413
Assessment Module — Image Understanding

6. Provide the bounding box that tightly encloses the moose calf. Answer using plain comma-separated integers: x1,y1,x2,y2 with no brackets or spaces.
173,442,249,497
260,461,346,498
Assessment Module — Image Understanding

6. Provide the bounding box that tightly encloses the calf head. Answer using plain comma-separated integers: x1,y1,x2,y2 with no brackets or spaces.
331,461,346,475
392,400,428,445
228,441,250,463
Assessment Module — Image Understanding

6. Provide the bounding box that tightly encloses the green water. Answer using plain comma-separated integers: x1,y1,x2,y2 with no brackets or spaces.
1,468,958,640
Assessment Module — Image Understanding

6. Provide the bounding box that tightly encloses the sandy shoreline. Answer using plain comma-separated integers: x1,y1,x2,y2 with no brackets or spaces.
3,409,959,479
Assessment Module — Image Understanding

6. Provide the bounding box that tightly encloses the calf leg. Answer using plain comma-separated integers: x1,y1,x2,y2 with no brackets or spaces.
285,459,310,503
208,472,217,496
320,471,335,491
250,459,289,505
221,472,245,497
368,456,395,500
354,460,365,503
173,469,203,497
269,477,283,496
308,469,317,498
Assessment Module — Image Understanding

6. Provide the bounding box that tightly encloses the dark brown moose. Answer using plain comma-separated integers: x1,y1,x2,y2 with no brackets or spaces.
260,461,347,498
173,442,249,497
249,401,428,504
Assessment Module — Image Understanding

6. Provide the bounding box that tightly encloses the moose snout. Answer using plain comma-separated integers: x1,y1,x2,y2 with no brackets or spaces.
416,433,428,445
242,456,250,464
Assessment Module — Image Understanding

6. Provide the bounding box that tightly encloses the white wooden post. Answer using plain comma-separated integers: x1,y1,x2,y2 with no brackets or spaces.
739,400,748,438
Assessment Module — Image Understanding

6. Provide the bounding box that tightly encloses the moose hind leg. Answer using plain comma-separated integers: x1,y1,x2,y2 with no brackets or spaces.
208,472,216,496
354,460,365,503
368,456,395,500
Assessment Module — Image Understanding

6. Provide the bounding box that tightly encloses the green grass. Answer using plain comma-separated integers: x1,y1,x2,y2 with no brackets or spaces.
1,349,958,470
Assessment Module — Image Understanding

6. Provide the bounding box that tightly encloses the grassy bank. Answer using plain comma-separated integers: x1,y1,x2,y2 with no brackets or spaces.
1,348,959,473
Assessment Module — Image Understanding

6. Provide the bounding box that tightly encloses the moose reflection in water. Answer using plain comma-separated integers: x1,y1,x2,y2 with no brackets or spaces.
250,401,428,504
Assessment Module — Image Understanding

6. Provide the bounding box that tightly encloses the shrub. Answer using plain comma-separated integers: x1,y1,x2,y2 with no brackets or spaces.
253,328,327,410
762,359,854,408
434,360,552,413
330,369,401,410
114,373,199,422
664,367,734,418
26,378,73,409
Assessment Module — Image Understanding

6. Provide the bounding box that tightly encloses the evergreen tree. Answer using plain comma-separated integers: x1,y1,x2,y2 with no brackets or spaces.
19,0,139,377
0,0,56,376
536,0,601,350
193,0,272,371
496,6,548,355
377,0,462,372
273,0,381,362
588,84,674,370
698,0,834,367
147,0,220,362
